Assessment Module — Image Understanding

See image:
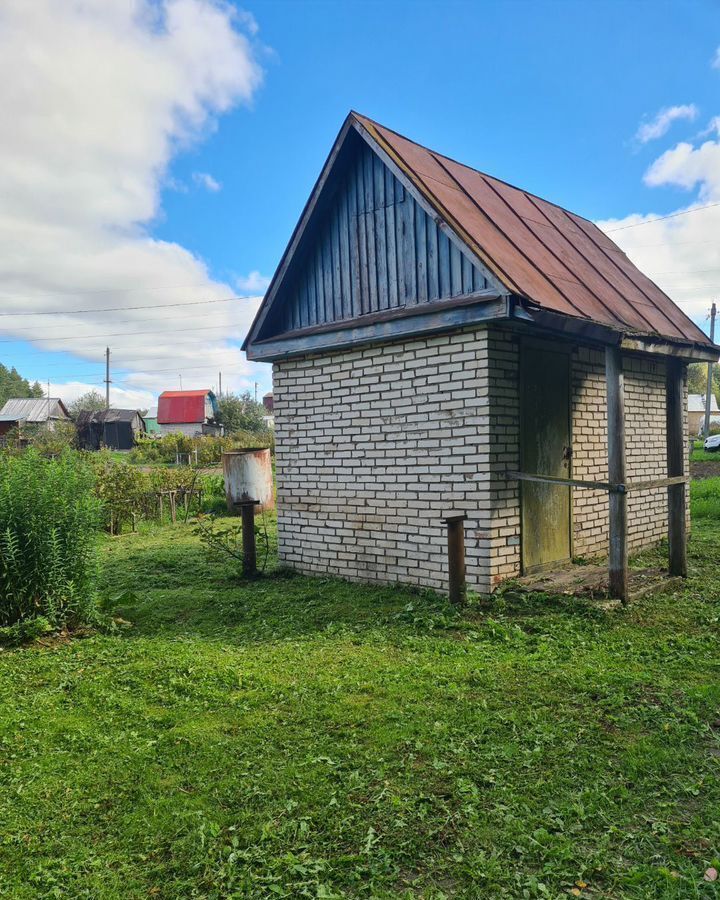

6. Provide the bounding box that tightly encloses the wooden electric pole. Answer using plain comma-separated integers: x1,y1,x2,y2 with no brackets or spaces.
703,302,717,437
218,372,222,398
104,347,111,409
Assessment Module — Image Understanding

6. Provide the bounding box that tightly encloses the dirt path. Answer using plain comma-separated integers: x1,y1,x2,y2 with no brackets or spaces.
691,460,720,480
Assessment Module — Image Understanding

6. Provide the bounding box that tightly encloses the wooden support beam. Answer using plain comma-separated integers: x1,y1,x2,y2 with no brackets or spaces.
606,346,628,602
666,358,688,577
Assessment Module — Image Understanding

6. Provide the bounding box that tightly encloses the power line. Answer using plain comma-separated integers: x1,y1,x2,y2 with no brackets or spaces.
0,281,225,301
605,201,720,233
0,321,244,344
2,307,250,335
0,294,259,318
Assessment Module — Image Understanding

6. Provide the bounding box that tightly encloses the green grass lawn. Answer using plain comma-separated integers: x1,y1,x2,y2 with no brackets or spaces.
1,515,720,898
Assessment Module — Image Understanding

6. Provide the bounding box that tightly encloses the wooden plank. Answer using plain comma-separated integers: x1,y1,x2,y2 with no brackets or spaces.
426,217,440,301
606,346,628,602
332,209,342,320
398,193,416,304
506,471,615,492
374,154,388,310
246,294,510,360
363,147,378,312
338,187,352,319
348,166,361,317
438,230,450,298
462,254,473,294
621,336,719,363
506,472,689,492
666,357,687,577
415,204,428,303
450,242,463,296
322,228,334,323
385,167,399,308
625,475,688,492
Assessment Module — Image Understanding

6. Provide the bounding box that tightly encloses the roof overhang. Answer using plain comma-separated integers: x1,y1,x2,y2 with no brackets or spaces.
522,307,720,363
246,291,526,361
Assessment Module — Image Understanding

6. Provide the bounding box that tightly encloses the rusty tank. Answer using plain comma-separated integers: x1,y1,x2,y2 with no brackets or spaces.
222,448,274,513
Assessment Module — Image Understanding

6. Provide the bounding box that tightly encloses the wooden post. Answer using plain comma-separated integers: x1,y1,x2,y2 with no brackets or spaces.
235,497,260,576
666,358,688,577
606,346,628,602
443,514,467,605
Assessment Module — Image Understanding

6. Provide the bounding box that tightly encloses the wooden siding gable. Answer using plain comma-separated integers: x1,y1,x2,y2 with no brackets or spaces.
245,120,507,352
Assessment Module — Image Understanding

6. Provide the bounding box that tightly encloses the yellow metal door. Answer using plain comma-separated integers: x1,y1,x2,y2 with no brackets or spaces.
520,345,572,572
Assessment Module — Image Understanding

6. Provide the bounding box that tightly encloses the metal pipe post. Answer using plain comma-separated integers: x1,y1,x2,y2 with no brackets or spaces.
444,514,467,604
236,497,260,576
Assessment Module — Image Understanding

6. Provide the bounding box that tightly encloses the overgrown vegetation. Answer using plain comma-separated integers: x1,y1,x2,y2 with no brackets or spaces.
0,449,102,637
129,430,273,466
690,476,720,519
1,511,720,897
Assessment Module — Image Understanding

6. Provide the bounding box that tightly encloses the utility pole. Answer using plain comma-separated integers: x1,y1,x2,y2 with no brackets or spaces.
254,381,258,403
219,372,222,398
104,347,111,409
704,302,717,437
179,374,183,390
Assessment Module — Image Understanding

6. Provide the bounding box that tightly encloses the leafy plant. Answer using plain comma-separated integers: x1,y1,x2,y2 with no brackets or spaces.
193,512,270,575
0,449,102,630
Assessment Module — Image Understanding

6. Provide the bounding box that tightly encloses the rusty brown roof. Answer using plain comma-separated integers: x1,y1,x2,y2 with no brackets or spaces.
353,113,711,347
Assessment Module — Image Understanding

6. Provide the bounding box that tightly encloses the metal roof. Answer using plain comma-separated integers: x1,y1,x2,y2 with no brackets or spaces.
75,408,143,425
688,393,720,412
0,397,69,422
157,390,215,425
352,114,711,347
159,390,212,399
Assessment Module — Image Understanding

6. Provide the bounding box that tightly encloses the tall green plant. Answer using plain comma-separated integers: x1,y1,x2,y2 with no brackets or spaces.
0,449,102,629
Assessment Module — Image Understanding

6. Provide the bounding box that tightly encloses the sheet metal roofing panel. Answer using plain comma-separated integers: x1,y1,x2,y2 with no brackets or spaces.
0,398,68,421
354,113,711,347
157,390,210,424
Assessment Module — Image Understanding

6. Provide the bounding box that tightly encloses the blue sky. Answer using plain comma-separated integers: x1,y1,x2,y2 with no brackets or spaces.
1,0,719,409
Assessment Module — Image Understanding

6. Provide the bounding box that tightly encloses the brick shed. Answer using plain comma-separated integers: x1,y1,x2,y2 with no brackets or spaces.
243,113,719,600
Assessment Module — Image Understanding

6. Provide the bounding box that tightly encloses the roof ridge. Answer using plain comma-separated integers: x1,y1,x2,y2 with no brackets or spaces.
350,111,599,228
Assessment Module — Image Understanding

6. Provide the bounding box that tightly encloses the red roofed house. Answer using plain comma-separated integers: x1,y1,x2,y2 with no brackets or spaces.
243,112,719,601
156,389,222,437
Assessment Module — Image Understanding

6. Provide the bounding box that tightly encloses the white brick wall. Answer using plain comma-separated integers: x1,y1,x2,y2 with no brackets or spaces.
572,348,688,557
273,325,685,593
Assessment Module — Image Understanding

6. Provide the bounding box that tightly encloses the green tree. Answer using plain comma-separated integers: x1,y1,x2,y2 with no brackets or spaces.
688,362,720,404
0,363,43,408
67,389,106,420
217,391,266,435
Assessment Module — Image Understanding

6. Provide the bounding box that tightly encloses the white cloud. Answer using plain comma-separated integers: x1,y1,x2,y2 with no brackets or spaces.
236,270,271,293
192,171,222,192
0,0,270,406
712,46,720,69
597,124,720,326
635,104,698,144
644,140,720,198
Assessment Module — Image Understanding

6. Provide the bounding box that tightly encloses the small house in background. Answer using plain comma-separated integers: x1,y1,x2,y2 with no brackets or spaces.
144,406,161,435
0,397,70,441
76,409,146,451
262,391,274,429
688,393,720,435
156,389,222,436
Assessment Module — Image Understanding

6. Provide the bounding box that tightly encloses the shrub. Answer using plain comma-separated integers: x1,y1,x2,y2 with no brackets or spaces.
0,449,102,630
128,431,273,466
